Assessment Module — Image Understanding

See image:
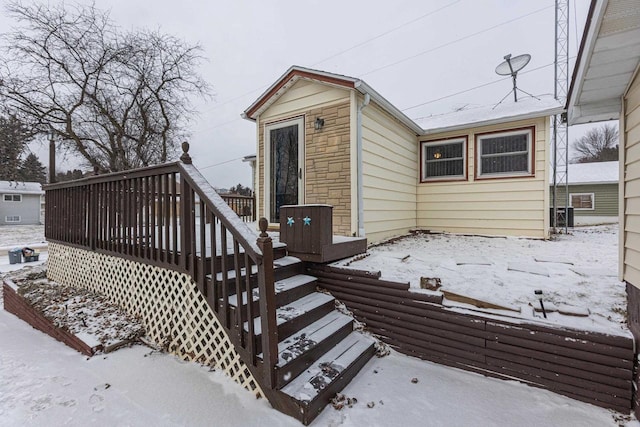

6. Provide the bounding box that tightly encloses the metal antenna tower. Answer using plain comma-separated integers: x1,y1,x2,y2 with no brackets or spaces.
552,0,570,234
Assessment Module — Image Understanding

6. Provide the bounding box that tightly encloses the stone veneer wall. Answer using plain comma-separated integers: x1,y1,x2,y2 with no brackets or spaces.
46,242,263,396
259,100,352,236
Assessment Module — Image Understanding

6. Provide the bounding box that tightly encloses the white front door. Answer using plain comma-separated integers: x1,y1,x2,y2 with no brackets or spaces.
265,117,304,223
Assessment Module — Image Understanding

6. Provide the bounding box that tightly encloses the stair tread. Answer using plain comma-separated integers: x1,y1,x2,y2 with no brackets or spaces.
280,333,375,403
256,311,353,367
274,256,302,267
209,256,302,282
228,274,317,307
246,292,334,335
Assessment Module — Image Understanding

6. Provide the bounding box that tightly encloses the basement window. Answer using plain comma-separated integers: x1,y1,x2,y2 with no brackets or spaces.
3,194,22,202
476,127,534,179
5,215,21,223
421,137,467,182
570,193,594,210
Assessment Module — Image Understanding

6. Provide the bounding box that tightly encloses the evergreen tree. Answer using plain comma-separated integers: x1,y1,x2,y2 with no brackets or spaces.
0,114,33,181
18,153,47,183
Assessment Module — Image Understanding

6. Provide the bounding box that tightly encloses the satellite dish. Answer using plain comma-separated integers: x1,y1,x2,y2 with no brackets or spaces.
495,53,532,102
495,53,531,76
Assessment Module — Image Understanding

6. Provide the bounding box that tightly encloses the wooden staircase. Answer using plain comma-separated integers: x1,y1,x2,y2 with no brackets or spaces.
215,250,375,425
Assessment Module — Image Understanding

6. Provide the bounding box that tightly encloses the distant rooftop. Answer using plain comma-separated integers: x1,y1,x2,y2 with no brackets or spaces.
549,161,619,185
560,161,619,185
415,95,564,135
0,180,44,195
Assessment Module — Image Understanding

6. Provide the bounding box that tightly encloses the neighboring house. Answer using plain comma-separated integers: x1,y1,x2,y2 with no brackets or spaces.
242,66,562,242
0,180,45,225
566,0,640,416
551,161,619,225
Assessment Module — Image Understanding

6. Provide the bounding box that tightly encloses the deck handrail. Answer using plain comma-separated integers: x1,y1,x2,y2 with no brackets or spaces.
45,154,279,390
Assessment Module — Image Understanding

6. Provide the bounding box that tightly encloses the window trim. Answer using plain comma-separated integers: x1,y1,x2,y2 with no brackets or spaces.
5,215,21,223
474,126,535,180
3,194,22,202
569,192,595,210
420,136,468,183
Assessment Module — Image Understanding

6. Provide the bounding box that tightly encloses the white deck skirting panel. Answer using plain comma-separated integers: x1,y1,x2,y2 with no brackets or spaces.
46,242,263,397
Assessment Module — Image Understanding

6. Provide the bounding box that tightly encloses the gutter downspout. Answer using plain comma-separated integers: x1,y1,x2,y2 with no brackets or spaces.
357,93,370,237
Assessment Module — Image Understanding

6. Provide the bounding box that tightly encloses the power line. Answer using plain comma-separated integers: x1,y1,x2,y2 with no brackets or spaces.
402,61,558,113
311,0,461,67
198,1,462,117
198,156,246,171
199,3,555,134
359,4,554,77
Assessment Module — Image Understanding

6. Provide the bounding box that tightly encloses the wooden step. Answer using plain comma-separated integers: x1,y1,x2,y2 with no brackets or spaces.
280,333,376,424
264,311,354,389
247,292,335,354
228,274,317,313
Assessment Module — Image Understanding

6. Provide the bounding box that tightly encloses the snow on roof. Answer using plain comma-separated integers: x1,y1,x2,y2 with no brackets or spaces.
556,161,619,185
416,94,564,135
0,180,44,195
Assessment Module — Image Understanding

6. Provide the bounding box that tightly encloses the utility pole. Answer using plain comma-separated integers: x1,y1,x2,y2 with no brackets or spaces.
49,131,56,184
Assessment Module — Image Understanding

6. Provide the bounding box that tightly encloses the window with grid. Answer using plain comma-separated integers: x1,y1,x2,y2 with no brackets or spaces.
477,128,533,178
5,215,20,222
3,194,22,202
421,138,466,181
570,193,594,210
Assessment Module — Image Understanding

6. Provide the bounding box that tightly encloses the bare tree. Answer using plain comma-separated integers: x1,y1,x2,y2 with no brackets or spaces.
572,123,619,163
0,1,211,172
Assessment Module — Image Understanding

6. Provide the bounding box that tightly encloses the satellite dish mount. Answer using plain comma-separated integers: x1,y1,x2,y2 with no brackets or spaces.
494,53,537,105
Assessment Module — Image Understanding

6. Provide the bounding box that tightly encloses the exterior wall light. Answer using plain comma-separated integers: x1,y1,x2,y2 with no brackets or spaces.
314,117,325,130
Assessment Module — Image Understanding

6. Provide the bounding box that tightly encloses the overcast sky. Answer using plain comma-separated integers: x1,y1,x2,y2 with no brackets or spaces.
1,0,594,188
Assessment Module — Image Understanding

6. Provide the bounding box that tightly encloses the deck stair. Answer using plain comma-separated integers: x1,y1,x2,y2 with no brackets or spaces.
210,246,375,424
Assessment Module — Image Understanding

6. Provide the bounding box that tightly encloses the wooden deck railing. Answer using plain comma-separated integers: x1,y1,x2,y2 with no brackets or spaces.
44,154,279,388
220,194,256,222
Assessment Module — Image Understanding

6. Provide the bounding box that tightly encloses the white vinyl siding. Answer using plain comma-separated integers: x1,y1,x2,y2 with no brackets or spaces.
417,117,549,238
361,102,418,242
623,70,640,286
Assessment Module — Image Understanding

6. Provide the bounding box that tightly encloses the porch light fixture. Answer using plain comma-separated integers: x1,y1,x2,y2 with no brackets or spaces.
314,117,325,130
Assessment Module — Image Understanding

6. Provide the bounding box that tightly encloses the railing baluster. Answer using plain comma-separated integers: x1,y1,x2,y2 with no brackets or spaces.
158,174,164,262
245,253,255,365
171,172,178,266
150,175,157,260
199,200,207,296
220,223,229,329
209,210,218,312
233,238,243,346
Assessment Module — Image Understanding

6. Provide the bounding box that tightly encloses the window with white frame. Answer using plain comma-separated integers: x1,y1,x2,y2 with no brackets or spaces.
3,194,22,202
476,128,534,178
5,215,20,223
421,137,467,181
570,193,594,210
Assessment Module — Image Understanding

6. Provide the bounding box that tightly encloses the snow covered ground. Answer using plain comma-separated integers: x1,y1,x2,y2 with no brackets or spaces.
336,225,627,335
0,224,47,255
0,224,637,426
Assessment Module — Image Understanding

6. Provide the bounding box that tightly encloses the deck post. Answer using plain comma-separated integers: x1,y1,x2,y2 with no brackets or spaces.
256,217,278,388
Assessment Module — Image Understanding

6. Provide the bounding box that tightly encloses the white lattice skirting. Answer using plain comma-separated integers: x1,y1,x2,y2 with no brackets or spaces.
47,242,263,397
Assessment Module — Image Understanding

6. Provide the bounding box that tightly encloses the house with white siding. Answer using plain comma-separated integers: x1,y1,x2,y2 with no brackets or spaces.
0,180,45,225
243,66,563,243
566,1,640,410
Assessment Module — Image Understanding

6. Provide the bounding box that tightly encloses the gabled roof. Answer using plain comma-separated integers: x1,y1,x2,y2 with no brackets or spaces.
567,0,640,125
243,65,563,136
416,95,564,135
554,161,619,185
242,66,424,135
0,180,44,195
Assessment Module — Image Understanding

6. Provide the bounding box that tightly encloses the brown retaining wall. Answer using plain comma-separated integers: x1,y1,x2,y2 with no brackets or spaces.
309,264,635,413
2,281,101,356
